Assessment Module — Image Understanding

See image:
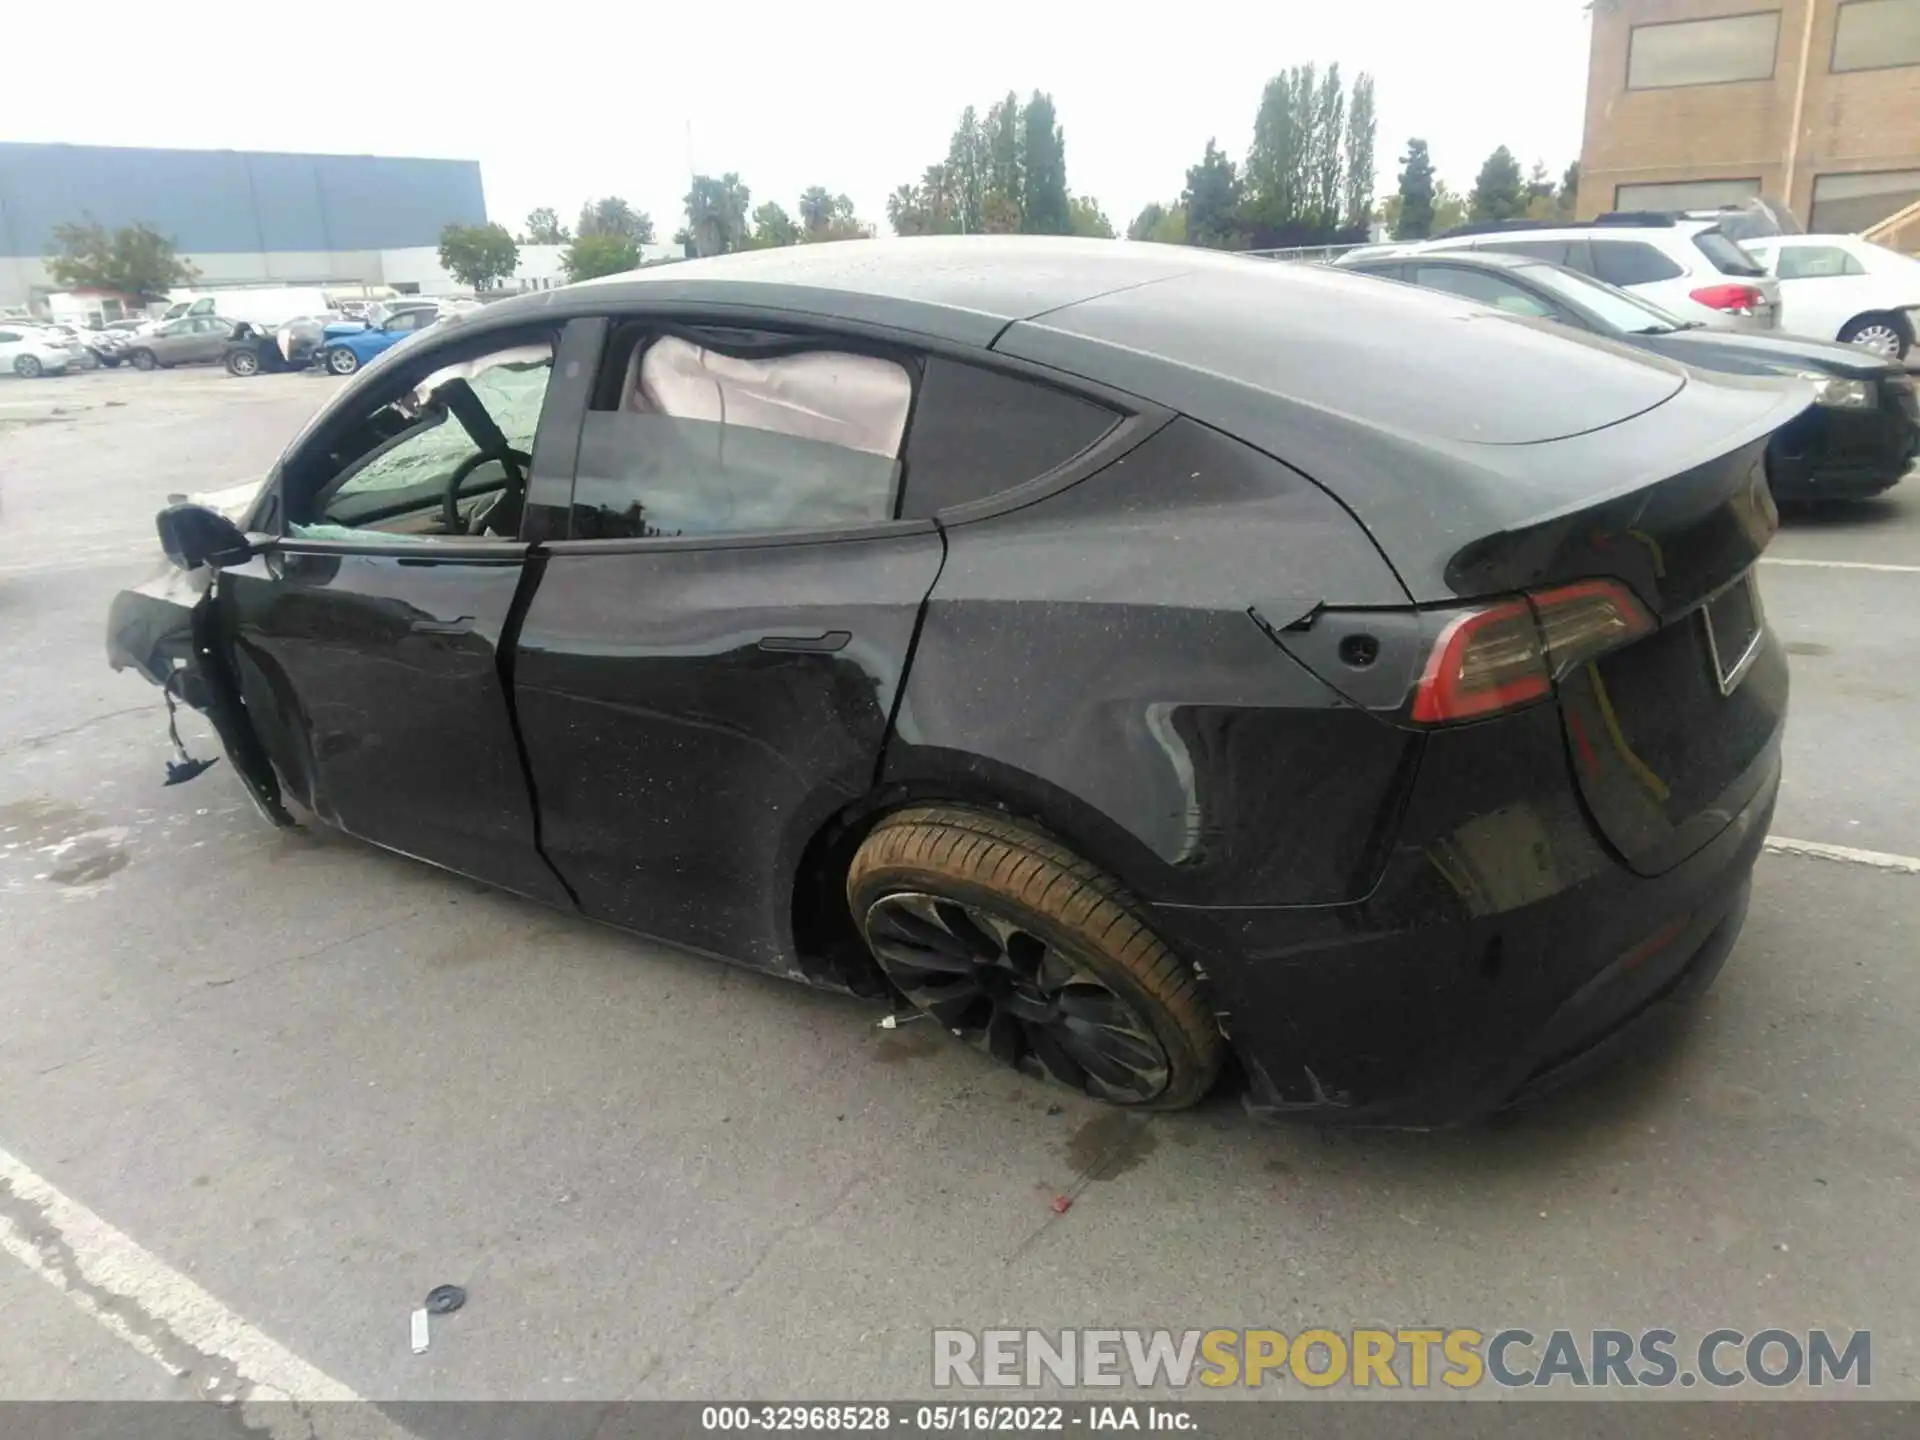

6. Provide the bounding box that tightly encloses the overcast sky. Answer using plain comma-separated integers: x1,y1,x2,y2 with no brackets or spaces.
10,0,1593,237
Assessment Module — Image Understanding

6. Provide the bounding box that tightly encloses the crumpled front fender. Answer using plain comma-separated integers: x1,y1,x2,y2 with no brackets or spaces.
105,563,295,828
106,563,212,707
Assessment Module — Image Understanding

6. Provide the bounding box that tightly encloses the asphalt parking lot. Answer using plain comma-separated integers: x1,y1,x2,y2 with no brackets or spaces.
1,364,1916,1407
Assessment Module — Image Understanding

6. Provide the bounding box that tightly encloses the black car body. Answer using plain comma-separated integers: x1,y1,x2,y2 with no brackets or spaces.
106,238,1802,1126
224,318,330,377
1343,249,1918,500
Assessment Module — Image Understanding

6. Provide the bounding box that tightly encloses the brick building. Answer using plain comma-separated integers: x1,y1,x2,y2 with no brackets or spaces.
1580,0,1920,241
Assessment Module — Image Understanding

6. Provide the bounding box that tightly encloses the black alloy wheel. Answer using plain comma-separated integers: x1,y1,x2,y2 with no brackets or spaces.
846,805,1222,1110
862,891,1173,1103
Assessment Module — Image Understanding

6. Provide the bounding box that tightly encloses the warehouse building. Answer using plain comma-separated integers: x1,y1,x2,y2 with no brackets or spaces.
0,142,489,309
1580,0,1920,246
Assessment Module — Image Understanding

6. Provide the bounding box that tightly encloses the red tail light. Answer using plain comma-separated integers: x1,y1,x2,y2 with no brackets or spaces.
1689,283,1767,315
1410,580,1654,725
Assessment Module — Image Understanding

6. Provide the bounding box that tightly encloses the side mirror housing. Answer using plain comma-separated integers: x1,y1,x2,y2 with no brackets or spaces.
156,503,252,572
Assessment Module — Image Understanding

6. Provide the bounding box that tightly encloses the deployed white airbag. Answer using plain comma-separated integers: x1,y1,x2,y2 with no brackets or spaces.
631,337,911,458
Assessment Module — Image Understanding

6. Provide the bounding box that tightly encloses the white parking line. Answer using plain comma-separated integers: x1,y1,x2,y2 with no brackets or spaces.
1760,557,1920,573
1764,836,1920,873
0,1142,416,1433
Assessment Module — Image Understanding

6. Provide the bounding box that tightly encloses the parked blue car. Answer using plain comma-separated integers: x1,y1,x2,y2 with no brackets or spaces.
315,305,444,376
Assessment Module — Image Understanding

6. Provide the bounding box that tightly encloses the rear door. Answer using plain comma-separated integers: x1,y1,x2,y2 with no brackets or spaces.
512,318,951,972
218,324,573,905
186,316,231,363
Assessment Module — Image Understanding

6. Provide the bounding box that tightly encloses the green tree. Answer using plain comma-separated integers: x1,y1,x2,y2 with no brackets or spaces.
1021,92,1071,234
683,173,751,256
984,91,1024,231
1393,138,1436,240
798,188,867,242
1243,62,1367,241
750,202,801,247
1342,73,1377,232
577,197,655,245
1521,159,1561,220
437,221,519,291
45,218,197,300
1433,181,1470,235
1558,160,1582,218
1068,195,1115,238
1309,63,1347,231
1244,67,1311,232
1469,145,1526,223
523,207,569,245
888,166,962,237
798,186,837,237
1146,205,1189,244
945,107,989,234
1127,202,1171,242
1183,138,1244,249
561,231,641,281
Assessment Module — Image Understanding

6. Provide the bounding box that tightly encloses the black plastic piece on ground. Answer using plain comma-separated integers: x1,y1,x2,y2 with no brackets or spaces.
424,1285,466,1315
163,757,218,786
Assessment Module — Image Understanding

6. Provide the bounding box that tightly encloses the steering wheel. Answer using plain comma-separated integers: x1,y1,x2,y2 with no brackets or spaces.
441,446,532,535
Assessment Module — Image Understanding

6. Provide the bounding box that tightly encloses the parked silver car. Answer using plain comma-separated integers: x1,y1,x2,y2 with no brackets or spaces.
124,315,239,370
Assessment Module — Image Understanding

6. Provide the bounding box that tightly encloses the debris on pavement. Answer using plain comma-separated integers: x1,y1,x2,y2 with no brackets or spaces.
424,1284,467,1315
1050,1195,1072,1215
410,1308,430,1355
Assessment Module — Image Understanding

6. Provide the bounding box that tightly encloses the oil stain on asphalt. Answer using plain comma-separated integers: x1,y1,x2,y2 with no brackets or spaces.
1064,1109,1158,1180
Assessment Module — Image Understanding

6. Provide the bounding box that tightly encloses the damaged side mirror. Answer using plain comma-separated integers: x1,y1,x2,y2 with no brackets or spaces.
156,502,252,572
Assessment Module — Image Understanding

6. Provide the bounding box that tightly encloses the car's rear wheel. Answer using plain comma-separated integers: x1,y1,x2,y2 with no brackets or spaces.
325,346,360,376
129,349,157,371
226,348,260,377
1839,312,1911,360
13,354,42,378
846,805,1223,1110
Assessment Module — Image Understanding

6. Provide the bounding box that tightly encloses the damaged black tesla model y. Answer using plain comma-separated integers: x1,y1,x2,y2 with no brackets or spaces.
107,238,1800,1125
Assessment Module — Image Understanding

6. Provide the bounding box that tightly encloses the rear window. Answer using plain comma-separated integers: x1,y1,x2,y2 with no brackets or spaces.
1692,229,1767,277
1775,244,1868,280
898,358,1119,517
1591,240,1686,287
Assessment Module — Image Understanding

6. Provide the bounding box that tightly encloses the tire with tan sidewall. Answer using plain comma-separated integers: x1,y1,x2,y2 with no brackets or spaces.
846,804,1224,1110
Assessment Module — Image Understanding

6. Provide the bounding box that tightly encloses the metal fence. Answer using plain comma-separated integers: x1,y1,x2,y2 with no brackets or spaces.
1242,242,1381,264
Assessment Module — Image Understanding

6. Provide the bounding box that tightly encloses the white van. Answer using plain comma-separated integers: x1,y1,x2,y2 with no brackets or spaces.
158,288,336,329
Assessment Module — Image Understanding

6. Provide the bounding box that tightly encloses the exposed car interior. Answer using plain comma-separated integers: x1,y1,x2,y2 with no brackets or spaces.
288,339,557,542
571,325,913,541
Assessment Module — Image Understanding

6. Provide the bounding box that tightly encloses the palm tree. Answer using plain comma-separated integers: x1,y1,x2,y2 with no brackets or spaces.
683,173,752,257
798,186,837,238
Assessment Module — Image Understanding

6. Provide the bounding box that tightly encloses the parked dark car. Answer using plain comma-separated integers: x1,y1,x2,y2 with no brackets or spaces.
106,238,1803,1125
1342,249,1918,501
224,318,331,377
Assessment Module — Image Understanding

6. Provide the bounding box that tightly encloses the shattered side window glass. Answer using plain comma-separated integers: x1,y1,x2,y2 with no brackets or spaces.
329,349,553,506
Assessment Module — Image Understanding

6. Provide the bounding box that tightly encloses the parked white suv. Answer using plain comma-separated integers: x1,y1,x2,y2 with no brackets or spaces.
1356,217,1783,333
1739,234,1920,360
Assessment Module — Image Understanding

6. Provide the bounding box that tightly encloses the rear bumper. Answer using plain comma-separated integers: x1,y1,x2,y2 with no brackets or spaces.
1150,702,1781,1128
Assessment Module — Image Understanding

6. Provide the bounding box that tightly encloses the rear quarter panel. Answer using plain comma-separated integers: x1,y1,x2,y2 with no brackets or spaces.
885,417,1423,908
